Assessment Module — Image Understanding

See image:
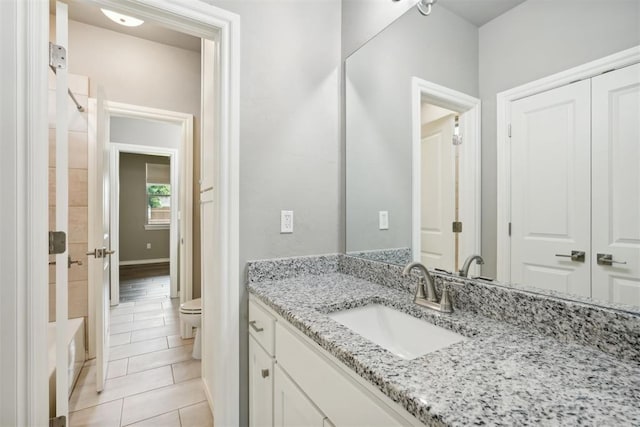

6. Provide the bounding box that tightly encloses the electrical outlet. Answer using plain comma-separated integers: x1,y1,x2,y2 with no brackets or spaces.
379,211,389,230
281,210,293,233
146,243,151,249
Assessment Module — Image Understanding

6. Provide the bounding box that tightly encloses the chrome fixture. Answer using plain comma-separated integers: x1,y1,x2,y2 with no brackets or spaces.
417,0,437,16
555,250,586,262
391,0,437,16
402,261,453,313
459,255,484,277
597,253,627,266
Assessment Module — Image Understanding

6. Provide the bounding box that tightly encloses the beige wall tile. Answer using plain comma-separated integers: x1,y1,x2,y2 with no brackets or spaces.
69,280,88,318
69,168,88,207
48,129,55,167
179,401,213,427
69,243,88,282
69,131,88,169
68,207,88,243
49,167,56,206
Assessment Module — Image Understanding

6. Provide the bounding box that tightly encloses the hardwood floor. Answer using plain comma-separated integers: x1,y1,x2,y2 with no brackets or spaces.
120,263,170,281
119,263,171,303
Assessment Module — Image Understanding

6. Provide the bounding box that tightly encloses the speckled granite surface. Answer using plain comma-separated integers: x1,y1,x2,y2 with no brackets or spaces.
346,247,412,266
248,272,640,426
340,255,640,363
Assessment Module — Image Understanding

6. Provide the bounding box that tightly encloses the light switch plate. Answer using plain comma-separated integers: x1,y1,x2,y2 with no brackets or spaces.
146,243,151,249
281,210,293,233
379,211,389,230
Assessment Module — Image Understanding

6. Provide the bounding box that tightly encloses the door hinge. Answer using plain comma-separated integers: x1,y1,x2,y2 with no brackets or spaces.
508,124,512,138
452,221,463,233
49,231,67,255
508,222,512,236
49,42,67,69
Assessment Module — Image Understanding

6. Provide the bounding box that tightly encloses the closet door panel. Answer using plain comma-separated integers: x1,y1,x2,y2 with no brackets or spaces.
510,80,591,297
592,63,640,306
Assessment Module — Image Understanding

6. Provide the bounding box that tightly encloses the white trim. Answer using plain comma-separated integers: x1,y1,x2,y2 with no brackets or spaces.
120,258,171,266
495,45,640,282
0,0,49,424
18,0,240,424
411,77,482,274
144,224,170,231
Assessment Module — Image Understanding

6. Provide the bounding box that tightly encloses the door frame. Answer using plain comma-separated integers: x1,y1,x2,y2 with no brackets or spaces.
495,45,640,282
411,77,482,272
5,0,240,424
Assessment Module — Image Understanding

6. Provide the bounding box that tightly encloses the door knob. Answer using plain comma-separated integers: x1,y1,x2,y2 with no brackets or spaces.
104,249,115,255
597,253,627,266
87,248,104,258
261,369,269,378
555,250,586,262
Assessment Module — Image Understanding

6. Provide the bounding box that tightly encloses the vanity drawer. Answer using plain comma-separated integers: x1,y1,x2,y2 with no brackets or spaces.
249,299,276,356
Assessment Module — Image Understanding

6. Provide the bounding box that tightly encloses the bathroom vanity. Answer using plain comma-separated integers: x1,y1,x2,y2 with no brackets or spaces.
247,255,640,426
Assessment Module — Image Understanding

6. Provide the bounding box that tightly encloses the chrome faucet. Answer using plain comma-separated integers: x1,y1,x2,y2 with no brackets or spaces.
402,262,453,313
459,255,484,277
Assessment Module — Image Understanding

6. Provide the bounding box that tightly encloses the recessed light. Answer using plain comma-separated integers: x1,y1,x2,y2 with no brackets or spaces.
100,8,144,27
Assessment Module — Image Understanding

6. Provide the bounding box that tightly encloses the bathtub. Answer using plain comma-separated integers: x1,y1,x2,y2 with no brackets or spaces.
48,318,86,417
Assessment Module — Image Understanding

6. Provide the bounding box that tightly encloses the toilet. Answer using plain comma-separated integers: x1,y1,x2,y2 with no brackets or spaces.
179,298,202,359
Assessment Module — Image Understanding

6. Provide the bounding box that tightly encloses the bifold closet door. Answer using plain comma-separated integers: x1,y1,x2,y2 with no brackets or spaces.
591,63,640,306
510,79,591,297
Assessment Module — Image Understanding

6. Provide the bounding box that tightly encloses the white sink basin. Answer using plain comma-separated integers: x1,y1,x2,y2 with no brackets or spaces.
328,304,466,360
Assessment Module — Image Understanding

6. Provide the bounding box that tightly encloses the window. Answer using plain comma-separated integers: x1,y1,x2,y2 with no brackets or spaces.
146,163,171,227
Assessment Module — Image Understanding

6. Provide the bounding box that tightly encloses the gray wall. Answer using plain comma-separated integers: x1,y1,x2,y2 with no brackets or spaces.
65,19,203,297
110,117,182,150
204,1,342,425
346,6,478,252
119,153,171,262
479,0,640,277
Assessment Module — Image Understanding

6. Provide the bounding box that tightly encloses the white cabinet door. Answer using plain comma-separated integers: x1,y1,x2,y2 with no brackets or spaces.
420,114,456,270
249,336,274,427
592,63,640,306
274,365,326,427
510,80,591,297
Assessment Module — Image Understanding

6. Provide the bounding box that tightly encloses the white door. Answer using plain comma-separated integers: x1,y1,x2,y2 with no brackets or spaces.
274,365,326,427
52,0,70,418
420,114,456,270
592,63,640,305
88,86,112,392
510,80,591,297
249,336,274,427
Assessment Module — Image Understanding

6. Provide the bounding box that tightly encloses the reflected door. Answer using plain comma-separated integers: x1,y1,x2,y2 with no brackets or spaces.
420,115,456,270
510,80,591,296
592,64,640,306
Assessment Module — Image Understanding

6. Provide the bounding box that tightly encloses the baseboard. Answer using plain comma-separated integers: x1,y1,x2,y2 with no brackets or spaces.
119,258,170,266
202,377,214,418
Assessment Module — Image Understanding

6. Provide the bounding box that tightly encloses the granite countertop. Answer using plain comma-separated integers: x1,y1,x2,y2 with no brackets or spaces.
248,272,640,426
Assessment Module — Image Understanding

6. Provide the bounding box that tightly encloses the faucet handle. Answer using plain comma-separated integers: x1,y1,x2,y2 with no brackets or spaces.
439,286,453,313
415,277,426,299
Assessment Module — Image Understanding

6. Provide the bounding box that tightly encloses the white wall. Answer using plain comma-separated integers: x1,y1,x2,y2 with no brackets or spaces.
110,116,182,149
341,0,416,59
479,0,640,277
203,1,342,424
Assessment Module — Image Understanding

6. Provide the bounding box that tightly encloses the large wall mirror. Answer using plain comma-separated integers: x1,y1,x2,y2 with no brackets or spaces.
344,0,640,312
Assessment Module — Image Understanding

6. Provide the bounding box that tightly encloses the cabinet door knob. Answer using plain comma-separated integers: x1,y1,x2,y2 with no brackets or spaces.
261,369,269,378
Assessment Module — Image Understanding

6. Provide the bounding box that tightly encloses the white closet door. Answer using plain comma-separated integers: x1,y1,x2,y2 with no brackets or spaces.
592,63,640,306
420,114,456,270
510,80,591,297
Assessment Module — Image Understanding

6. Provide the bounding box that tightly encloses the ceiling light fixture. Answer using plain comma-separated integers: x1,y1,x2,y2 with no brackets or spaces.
100,8,144,27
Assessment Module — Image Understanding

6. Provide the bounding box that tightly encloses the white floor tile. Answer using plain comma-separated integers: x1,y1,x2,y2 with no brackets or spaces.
167,334,193,348
109,337,168,361
130,324,180,343
172,359,201,383
68,399,122,427
123,410,181,427
120,378,206,426
127,345,194,374
70,366,173,412
179,401,214,427
107,359,128,380
110,332,131,347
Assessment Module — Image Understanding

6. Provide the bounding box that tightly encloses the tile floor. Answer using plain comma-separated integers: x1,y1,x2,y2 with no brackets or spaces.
68,283,212,427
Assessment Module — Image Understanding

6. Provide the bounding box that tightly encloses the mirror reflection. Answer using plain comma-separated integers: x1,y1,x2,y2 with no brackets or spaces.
345,0,640,311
